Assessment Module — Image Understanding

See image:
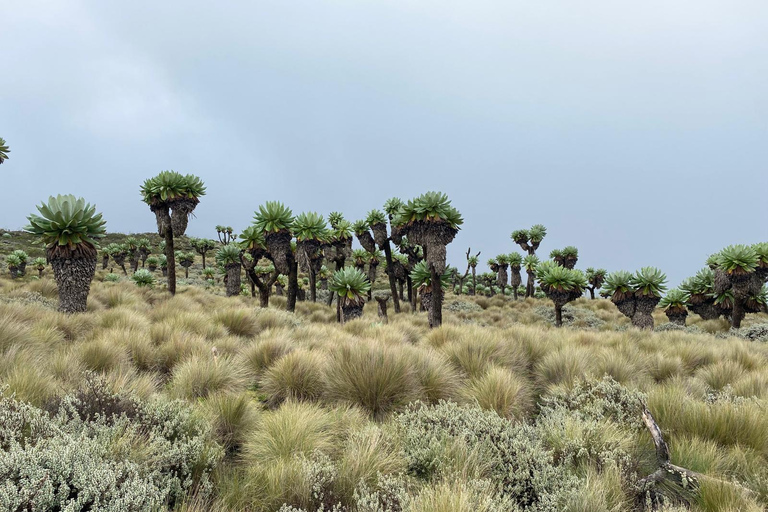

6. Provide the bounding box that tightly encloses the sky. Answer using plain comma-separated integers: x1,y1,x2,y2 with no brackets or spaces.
2,0,767,286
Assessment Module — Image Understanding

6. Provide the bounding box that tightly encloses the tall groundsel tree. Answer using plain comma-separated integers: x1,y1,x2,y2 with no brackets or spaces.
410,260,451,321
253,201,298,312
711,245,763,328
140,171,206,295
0,137,9,164
293,212,329,302
25,195,107,313
536,260,587,327
393,191,462,328
329,267,370,323
216,244,242,297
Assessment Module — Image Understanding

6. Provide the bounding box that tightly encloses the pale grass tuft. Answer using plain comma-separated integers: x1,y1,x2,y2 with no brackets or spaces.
260,349,327,407
467,366,532,421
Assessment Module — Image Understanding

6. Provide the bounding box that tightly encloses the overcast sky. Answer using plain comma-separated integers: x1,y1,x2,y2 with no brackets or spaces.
2,1,767,286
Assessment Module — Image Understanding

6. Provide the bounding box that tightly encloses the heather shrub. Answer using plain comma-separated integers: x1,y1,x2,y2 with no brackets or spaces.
0,380,222,511
393,401,577,511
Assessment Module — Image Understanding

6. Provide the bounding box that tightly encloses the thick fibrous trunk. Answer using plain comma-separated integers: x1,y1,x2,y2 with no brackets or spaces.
163,226,176,295
169,198,198,236
497,265,508,295
588,286,596,300
526,270,535,298
666,310,687,326
510,268,521,300
287,261,298,312
371,222,388,247
102,255,109,270
375,295,389,324
340,299,364,323
356,231,376,254
265,230,293,275
470,268,476,295
225,263,241,297
50,256,97,313
632,295,659,329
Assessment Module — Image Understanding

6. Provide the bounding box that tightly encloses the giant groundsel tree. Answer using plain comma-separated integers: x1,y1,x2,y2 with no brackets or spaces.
25,195,107,313
393,191,462,328
140,171,205,295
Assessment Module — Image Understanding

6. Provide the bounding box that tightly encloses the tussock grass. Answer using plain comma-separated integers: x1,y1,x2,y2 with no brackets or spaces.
2,275,768,511
324,340,421,420
169,355,249,400
260,349,327,407
468,366,532,421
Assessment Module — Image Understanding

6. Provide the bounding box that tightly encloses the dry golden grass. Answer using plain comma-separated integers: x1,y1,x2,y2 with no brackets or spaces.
2,275,768,511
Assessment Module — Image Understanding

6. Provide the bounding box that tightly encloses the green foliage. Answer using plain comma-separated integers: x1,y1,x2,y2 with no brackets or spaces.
332,219,353,240
293,212,329,241
585,267,607,285
103,273,120,282
366,209,387,226
0,379,221,510
25,195,107,249
202,268,215,280
140,170,206,204
145,256,160,267
523,254,540,271
253,201,294,233
394,401,575,510
601,271,633,297
0,136,9,164
468,256,479,267
329,267,371,300
158,254,167,268
630,267,667,297
410,261,451,289
508,253,523,267
487,257,497,268
6,254,22,269
511,229,529,244
752,242,768,267
549,248,563,260
32,257,47,270
495,254,510,265
713,244,759,274
352,249,369,264
658,288,689,309
11,250,28,263
393,191,463,229
216,244,242,266
383,197,404,217
327,211,345,229
191,238,217,253
131,268,156,287
680,268,714,296
239,225,267,251
561,246,578,259
352,219,371,236
175,251,195,264
537,262,587,292
529,224,547,243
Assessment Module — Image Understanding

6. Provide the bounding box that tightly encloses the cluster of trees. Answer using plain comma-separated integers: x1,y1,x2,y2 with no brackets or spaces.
7,154,766,331
16,170,465,327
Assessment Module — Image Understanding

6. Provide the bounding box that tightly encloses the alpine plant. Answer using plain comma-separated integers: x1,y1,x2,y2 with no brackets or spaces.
140,171,205,295
602,268,667,329
329,267,371,323
536,261,588,326
25,194,107,313
393,191,462,327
